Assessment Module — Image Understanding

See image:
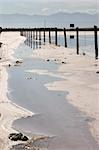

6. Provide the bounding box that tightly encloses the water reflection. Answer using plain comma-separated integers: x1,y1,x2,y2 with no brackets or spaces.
24,35,42,50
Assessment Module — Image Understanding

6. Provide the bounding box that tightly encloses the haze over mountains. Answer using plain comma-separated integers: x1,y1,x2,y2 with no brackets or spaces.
0,12,99,28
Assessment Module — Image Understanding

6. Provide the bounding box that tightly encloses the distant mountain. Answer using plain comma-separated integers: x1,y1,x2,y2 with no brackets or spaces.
0,12,99,28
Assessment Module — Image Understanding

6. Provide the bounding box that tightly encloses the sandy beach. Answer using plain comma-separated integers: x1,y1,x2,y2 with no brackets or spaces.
0,32,99,149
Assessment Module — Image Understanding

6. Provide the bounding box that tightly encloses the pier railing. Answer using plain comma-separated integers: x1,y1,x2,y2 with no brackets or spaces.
0,26,99,59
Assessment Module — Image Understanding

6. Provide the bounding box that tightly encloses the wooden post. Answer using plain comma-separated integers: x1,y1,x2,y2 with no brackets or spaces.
33,31,34,39
23,31,25,36
31,31,32,39
34,30,36,39
39,30,41,41
64,28,67,47
76,27,79,55
49,28,51,44
94,26,98,59
26,31,28,38
44,29,45,43
36,30,38,40
0,27,2,34
55,28,57,45
29,31,30,46
26,31,28,45
20,31,23,36
24,31,26,37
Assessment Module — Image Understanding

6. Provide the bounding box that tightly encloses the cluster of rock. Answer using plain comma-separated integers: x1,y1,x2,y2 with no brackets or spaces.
46,59,66,64
9,133,28,141
8,60,23,67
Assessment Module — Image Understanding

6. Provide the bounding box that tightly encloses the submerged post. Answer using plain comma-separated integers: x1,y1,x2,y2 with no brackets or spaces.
55,27,57,45
94,26,98,59
64,28,67,47
49,28,51,44
76,27,79,55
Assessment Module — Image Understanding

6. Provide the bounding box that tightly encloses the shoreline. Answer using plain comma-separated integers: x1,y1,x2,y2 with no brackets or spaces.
0,32,33,150
0,32,99,149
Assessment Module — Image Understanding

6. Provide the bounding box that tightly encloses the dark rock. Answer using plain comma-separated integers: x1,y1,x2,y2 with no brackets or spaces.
21,136,29,141
83,52,86,55
16,60,23,64
0,57,1,60
54,59,57,61
46,59,50,62
9,133,17,139
9,133,28,141
62,61,66,64
26,77,32,80
0,42,3,47
9,133,23,141
96,71,99,74
8,64,11,67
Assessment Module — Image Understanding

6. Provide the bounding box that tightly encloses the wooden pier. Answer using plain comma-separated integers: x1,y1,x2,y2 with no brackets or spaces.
0,26,99,59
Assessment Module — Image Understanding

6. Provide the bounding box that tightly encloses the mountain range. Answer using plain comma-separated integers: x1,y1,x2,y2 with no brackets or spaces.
0,12,99,28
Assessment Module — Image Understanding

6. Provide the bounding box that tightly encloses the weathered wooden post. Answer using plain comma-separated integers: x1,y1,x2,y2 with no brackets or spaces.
36,30,38,40
26,31,29,45
23,31,26,36
94,26,98,59
25,31,26,37
49,28,51,44
20,30,23,36
33,30,35,39
39,30,41,41
31,31,32,39
0,27,2,34
76,27,79,55
26,31,28,38
64,28,67,47
44,28,45,43
0,27,2,48
28,31,30,46
55,27,57,45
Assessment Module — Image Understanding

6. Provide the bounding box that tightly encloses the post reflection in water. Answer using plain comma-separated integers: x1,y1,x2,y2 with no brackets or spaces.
24,31,42,50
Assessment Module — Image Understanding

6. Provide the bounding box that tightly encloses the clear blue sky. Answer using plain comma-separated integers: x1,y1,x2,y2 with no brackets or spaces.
0,0,98,15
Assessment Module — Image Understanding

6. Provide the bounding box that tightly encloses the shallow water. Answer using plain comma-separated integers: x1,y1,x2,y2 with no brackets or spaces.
8,42,99,150
24,32,99,58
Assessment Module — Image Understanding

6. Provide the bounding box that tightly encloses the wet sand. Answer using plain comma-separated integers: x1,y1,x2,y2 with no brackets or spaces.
8,42,99,150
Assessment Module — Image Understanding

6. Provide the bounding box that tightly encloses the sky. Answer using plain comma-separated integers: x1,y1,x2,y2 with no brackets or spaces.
0,0,98,15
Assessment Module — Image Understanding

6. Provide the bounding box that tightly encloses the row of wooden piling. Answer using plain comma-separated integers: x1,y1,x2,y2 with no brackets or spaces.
20,28,68,48
0,26,98,59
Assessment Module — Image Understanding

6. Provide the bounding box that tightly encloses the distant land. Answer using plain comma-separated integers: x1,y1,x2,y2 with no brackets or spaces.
0,12,99,28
